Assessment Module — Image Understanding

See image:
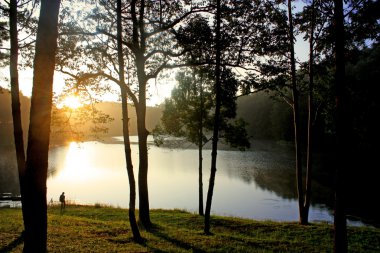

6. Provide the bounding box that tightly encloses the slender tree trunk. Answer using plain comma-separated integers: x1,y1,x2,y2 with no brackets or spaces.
304,0,316,223
130,0,151,229
116,0,142,242
23,1,60,252
135,55,151,229
198,141,204,215
9,0,27,228
288,0,306,225
121,88,143,241
333,0,348,252
204,0,221,234
137,102,151,228
198,79,204,216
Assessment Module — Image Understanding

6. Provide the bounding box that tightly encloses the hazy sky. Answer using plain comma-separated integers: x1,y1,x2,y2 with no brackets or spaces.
0,2,309,107
0,41,308,107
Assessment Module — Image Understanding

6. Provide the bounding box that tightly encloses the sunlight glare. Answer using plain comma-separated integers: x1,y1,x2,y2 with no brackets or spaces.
61,95,82,109
57,142,105,182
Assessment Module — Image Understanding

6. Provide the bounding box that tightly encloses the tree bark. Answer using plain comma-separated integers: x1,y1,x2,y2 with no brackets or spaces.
137,104,151,228
204,0,221,234
135,58,151,228
130,0,151,228
287,0,306,225
333,0,348,252
198,141,204,216
9,0,27,229
116,0,142,242
23,0,60,252
198,80,204,216
304,0,316,224
121,88,143,240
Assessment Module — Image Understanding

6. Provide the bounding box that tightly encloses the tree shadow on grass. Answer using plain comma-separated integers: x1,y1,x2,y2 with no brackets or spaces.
0,231,24,253
146,224,206,253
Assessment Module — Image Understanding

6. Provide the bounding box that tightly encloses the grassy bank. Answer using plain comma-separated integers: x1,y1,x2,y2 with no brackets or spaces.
1,205,379,252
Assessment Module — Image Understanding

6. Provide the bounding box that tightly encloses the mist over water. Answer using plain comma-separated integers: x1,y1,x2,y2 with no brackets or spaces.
0,136,369,227
46,136,338,225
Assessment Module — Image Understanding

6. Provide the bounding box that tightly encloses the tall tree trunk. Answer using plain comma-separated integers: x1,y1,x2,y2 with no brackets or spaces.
288,0,306,225
204,0,221,234
116,0,142,242
303,0,316,223
333,0,348,252
198,141,204,216
135,61,151,228
121,89,143,240
137,102,151,228
23,0,60,252
130,0,151,229
198,79,204,216
9,0,27,229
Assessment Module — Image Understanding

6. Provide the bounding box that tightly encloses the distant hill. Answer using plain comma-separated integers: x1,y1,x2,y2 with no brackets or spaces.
0,88,164,145
236,92,293,141
0,87,74,146
93,102,162,137
1,87,289,143
0,87,30,146
95,93,291,141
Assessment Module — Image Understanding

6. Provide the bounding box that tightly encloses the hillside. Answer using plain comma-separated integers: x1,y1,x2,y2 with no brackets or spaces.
1,87,287,142
0,87,30,146
93,102,162,136
0,89,163,143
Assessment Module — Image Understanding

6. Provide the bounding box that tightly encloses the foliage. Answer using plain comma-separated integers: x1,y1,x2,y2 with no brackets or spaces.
154,67,250,151
346,44,380,150
51,102,114,143
0,0,38,69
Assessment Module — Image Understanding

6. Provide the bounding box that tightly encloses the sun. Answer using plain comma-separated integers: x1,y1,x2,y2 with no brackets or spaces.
61,95,82,109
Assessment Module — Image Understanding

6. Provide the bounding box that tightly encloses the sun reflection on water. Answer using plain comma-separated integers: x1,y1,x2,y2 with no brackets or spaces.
46,140,339,225
57,142,95,182
47,141,130,206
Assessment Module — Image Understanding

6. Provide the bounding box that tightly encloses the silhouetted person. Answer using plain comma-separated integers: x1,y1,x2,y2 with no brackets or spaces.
59,192,65,213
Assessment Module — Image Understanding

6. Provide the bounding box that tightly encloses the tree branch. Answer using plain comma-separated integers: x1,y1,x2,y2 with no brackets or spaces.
144,6,212,39
96,28,135,54
144,48,188,61
59,68,139,108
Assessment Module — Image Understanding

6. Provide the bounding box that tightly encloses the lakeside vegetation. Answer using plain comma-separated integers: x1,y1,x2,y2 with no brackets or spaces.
1,205,379,252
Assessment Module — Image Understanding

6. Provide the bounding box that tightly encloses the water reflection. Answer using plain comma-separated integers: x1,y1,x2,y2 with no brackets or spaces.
1,138,372,226
46,139,338,225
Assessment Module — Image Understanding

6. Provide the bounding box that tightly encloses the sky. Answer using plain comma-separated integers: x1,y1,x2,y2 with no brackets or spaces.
0,65,178,107
0,36,308,107
0,40,308,107
0,2,309,107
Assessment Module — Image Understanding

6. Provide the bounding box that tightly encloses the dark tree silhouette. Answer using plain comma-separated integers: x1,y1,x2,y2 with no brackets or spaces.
333,0,348,252
204,0,221,234
23,0,61,252
9,0,27,230
287,0,306,225
304,0,316,224
1,0,38,233
116,0,142,242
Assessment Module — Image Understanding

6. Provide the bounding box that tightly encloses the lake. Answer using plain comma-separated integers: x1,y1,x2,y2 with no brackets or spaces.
46,136,358,226
0,136,367,226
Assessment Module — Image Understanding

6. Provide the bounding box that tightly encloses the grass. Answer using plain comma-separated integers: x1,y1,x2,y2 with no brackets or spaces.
1,205,379,252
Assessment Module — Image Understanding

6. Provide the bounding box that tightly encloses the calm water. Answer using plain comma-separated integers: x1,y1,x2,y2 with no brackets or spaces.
45,136,347,225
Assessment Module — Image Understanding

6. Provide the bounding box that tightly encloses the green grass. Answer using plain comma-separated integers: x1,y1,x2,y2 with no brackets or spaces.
1,205,379,252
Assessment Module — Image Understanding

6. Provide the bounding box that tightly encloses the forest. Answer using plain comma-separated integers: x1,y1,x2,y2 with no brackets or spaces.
0,0,379,252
